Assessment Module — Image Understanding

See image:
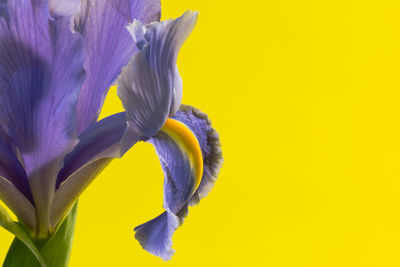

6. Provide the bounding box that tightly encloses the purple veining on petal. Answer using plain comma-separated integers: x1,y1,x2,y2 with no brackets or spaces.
134,130,197,260
117,11,198,138
0,0,85,236
134,104,223,260
75,0,161,134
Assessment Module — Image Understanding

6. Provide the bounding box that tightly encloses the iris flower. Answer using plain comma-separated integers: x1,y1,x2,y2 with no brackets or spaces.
0,0,223,266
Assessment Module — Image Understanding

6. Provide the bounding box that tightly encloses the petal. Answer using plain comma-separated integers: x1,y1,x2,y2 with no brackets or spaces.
75,0,161,133
0,1,85,236
51,112,140,228
134,106,223,260
117,11,198,138
48,0,80,18
172,105,223,205
134,122,200,260
0,177,36,232
134,105,223,260
0,140,31,202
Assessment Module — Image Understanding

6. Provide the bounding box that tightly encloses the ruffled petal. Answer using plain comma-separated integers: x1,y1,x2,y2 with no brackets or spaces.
117,11,198,138
0,0,85,236
75,0,161,133
172,105,223,205
51,113,140,228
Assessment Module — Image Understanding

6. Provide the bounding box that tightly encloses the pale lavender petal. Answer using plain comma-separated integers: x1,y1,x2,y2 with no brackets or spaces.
0,0,85,236
117,11,198,138
75,0,161,133
51,112,141,228
48,0,80,18
0,176,36,232
172,105,223,205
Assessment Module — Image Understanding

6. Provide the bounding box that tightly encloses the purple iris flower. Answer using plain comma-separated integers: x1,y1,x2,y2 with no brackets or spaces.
0,0,222,263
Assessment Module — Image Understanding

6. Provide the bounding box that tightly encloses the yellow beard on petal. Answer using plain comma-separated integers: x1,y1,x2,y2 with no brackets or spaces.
161,118,203,194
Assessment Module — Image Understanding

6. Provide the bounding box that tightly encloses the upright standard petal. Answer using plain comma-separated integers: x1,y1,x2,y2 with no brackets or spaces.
117,11,198,138
0,0,85,237
134,105,222,260
75,0,161,133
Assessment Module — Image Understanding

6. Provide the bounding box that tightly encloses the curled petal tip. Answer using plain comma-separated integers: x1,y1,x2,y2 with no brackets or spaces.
119,10,198,138
134,211,179,261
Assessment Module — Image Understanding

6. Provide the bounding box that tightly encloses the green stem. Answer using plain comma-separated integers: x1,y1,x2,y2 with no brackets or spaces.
3,201,79,267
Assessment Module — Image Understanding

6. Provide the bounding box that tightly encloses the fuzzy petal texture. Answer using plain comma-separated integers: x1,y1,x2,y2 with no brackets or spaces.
75,0,161,133
172,105,223,205
117,11,197,138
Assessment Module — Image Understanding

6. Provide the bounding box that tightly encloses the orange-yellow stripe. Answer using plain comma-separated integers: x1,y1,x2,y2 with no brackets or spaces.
161,118,203,193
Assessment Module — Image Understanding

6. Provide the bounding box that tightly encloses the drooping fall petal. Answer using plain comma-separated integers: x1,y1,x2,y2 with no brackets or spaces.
134,106,222,260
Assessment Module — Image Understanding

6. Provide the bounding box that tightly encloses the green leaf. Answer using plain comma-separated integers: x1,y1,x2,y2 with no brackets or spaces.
3,201,79,267
0,205,46,267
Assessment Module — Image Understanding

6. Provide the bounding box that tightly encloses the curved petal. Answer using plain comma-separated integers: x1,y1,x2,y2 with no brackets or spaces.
117,11,198,138
172,105,223,205
51,112,140,228
0,177,36,232
57,113,127,188
134,106,222,260
75,0,161,133
0,1,85,237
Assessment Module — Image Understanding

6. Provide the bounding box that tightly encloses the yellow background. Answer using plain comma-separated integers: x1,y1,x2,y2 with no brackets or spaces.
2,0,400,266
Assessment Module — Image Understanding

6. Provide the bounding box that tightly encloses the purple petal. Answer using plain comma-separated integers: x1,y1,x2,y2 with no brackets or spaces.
75,0,161,133
51,112,140,228
134,120,201,259
172,105,223,205
117,11,198,138
48,0,80,18
0,134,31,202
134,211,179,261
0,0,85,236
134,106,223,260
57,113,128,187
